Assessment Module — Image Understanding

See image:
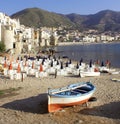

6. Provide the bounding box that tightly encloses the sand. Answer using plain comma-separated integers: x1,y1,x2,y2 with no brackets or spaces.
0,72,120,124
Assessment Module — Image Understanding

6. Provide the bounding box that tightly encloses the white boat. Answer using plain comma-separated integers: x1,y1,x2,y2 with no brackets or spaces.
99,66,115,73
48,82,96,112
80,71,100,77
111,78,120,82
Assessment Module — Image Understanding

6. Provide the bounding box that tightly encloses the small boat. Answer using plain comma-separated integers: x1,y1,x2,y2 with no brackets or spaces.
80,71,100,77
111,78,120,82
48,82,96,112
99,66,116,73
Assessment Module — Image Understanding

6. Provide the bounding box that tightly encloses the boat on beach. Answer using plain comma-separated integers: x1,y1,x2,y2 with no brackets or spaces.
79,66,100,77
111,78,120,82
48,82,96,112
80,71,100,77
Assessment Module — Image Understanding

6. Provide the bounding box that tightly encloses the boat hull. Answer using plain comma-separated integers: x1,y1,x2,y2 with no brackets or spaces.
48,97,90,112
48,83,95,112
80,71,100,77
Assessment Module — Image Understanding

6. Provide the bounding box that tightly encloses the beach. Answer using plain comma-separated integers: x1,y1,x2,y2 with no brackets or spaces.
0,71,120,124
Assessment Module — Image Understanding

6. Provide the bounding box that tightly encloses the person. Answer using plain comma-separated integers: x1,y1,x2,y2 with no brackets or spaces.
55,69,57,78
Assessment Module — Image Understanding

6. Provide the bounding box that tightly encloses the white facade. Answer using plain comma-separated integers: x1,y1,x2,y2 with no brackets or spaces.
0,11,58,54
83,36,96,42
3,26,15,49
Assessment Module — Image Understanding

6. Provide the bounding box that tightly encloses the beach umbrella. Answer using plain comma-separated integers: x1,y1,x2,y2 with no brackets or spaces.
76,63,79,69
58,56,61,60
106,60,111,67
17,63,21,73
24,60,27,66
51,61,53,67
17,56,20,60
21,57,23,61
96,59,100,65
69,59,72,64
60,62,63,69
80,58,83,65
65,62,68,67
25,56,28,61
89,59,92,68
53,56,56,61
42,59,45,65
56,60,59,65
9,62,13,70
4,60,7,68
39,64,43,72
4,56,6,60
32,61,34,69
101,61,104,67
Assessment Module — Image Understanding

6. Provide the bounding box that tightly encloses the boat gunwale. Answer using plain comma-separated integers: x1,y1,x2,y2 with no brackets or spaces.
48,82,95,98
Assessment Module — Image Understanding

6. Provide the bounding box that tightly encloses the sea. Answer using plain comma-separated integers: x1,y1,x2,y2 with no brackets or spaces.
54,42,120,68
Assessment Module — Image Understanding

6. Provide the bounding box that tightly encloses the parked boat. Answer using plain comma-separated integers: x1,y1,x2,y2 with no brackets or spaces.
111,78,120,82
80,71,100,77
48,82,96,112
99,66,116,73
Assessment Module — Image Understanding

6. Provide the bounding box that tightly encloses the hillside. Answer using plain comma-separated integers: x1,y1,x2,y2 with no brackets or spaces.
83,10,120,31
66,10,120,31
11,8,120,31
11,8,74,27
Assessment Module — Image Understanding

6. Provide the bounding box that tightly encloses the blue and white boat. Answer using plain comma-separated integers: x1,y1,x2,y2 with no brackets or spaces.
48,82,96,112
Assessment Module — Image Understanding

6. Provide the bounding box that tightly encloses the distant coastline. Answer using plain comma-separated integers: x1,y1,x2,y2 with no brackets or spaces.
58,42,83,46
58,41,120,46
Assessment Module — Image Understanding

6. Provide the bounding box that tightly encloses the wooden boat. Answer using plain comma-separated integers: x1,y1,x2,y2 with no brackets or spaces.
48,82,96,112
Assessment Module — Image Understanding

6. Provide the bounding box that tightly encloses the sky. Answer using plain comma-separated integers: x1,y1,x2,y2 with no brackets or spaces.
1,0,120,16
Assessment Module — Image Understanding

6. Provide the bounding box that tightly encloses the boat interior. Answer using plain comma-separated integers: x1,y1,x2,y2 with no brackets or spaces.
56,86,92,96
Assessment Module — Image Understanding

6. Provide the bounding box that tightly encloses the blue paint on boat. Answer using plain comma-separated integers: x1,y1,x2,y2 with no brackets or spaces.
48,82,96,98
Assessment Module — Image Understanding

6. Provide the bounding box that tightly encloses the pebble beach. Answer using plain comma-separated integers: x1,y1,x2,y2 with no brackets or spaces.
0,69,120,124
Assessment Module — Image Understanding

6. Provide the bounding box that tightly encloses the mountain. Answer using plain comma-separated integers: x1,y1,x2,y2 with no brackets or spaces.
66,13,88,30
11,8,120,31
83,10,120,31
66,10,120,31
11,8,74,27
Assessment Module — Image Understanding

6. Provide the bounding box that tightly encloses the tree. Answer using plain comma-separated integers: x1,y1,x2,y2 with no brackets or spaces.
0,42,6,52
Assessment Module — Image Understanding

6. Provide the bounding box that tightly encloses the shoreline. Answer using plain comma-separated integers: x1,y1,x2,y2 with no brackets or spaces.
56,42,120,69
57,41,120,46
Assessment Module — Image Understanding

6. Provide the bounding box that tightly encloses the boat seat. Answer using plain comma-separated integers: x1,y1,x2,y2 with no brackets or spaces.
74,89,88,93
58,91,71,95
71,90,80,94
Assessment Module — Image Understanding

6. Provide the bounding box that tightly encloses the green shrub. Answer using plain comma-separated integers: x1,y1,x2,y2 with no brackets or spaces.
0,42,6,52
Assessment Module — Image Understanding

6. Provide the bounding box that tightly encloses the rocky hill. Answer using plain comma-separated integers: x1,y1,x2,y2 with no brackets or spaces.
11,8,74,27
11,8,120,31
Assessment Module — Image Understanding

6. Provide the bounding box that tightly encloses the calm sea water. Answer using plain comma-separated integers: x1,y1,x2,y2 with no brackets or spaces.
54,42,120,68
